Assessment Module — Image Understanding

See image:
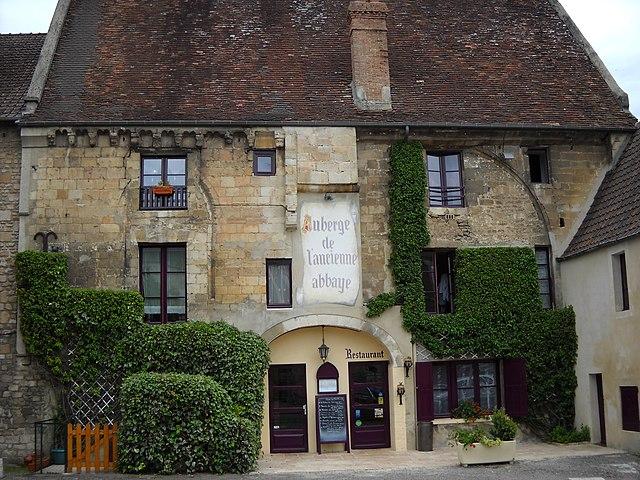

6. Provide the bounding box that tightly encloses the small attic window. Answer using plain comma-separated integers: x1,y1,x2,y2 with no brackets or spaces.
528,148,550,184
253,150,276,176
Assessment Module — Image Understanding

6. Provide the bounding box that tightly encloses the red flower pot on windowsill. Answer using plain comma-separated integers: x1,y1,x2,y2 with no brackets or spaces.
152,184,174,196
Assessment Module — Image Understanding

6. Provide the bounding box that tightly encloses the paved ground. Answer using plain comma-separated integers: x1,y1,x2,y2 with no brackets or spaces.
4,444,639,479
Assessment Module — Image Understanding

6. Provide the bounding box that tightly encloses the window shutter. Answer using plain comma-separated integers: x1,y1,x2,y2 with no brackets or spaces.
503,358,528,418
620,386,640,432
415,362,434,421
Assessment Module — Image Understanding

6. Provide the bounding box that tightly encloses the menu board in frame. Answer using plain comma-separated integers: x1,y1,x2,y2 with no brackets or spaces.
315,394,350,454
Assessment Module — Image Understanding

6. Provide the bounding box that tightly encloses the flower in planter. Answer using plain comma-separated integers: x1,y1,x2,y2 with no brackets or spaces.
152,181,174,196
452,400,492,423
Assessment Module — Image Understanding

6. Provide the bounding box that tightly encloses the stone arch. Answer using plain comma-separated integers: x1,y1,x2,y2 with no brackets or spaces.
262,314,405,367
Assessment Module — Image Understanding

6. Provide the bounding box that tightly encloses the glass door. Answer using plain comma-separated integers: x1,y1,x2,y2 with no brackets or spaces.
348,361,391,449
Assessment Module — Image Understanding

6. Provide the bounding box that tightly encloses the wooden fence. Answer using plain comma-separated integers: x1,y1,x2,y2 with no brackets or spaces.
66,423,117,472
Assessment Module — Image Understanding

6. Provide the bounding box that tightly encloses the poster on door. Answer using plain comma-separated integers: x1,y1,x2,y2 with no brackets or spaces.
298,199,360,306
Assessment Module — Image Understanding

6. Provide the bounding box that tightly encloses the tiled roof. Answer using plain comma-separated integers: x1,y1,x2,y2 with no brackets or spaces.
0,33,46,121
563,129,640,259
28,0,636,129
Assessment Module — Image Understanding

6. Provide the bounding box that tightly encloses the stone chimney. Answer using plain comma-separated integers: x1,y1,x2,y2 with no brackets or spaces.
348,0,392,111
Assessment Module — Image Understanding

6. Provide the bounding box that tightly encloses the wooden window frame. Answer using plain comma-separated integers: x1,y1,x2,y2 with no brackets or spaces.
431,360,502,419
422,249,456,314
535,245,554,309
140,156,188,210
426,152,465,208
139,243,187,324
266,258,292,308
253,149,277,176
527,148,551,184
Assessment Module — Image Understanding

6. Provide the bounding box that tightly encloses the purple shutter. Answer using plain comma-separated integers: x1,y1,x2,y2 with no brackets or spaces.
620,386,640,432
416,362,434,421
503,358,528,418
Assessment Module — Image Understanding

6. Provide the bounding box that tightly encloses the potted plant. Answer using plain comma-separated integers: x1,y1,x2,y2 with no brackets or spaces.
449,408,518,466
151,180,174,196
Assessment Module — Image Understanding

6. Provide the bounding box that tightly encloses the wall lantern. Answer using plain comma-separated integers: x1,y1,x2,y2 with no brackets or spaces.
396,382,406,405
403,357,414,378
318,326,330,362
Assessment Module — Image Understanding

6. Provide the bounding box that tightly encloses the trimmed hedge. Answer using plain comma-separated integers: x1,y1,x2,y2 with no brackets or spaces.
366,140,579,433
17,251,269,474
116,321,270,424
16,250,145,381
118,373,259,474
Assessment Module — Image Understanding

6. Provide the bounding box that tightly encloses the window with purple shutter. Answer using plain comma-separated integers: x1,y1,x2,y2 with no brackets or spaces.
620,386,640,432
503,358,529,418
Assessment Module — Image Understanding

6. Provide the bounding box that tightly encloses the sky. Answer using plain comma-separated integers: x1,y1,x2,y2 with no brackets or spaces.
0,0,638,118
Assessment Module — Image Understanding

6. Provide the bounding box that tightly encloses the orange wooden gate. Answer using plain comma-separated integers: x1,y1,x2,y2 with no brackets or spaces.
66,423,117,472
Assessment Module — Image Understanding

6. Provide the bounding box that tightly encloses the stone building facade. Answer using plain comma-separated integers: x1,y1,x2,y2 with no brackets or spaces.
2,0,639,460
0,33,55,463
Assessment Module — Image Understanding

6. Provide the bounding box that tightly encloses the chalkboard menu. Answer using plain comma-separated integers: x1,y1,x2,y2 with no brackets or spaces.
315,394,350,453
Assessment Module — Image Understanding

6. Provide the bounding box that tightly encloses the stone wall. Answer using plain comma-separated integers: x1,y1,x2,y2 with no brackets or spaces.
357,131,612,301
0,124,56,463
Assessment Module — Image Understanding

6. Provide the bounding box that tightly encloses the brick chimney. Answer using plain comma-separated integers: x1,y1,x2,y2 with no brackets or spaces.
348,0,392,111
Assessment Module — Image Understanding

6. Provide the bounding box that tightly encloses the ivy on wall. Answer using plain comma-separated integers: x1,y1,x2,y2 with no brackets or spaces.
366,141,578,432
16,250,145,382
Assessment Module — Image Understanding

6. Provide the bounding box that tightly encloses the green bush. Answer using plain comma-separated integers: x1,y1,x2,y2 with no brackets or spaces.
118,373,259,474
116,321,270,423
550,425,590,443
490,409,518,441
16,251,145,381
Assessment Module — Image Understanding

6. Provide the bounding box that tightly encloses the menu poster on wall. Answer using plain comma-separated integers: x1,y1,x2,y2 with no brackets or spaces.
298,200,360,306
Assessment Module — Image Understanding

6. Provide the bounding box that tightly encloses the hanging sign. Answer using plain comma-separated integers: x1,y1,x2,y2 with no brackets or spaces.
298,199,360,306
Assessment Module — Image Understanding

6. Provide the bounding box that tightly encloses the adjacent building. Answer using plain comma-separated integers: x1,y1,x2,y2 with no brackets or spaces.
1,0,638,459
560,129,640,453
0,32,54,461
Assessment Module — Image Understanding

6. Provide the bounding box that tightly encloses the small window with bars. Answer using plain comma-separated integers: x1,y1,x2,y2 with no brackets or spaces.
426,153,464,207
140,157,188,210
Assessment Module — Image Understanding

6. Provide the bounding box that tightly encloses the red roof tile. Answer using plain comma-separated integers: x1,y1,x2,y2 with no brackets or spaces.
28,0,636,129
0,33,46,121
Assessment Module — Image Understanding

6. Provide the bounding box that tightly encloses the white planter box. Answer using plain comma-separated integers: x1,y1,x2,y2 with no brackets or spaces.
456,440,516,466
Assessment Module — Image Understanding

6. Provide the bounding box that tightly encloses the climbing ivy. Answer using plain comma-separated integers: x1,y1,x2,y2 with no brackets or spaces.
366,141,578,433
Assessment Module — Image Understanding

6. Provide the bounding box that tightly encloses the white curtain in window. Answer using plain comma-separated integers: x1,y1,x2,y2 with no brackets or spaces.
268,262,290,305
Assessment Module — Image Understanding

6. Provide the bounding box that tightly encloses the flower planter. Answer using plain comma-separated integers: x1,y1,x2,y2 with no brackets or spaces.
151,185,174,196
456,440,516,466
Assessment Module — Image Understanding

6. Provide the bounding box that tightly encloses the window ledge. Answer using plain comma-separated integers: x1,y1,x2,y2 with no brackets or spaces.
428,207,468,217
432,418,491,426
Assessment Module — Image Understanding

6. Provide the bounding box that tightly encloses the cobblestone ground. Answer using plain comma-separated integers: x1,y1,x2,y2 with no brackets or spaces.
4,453,640,480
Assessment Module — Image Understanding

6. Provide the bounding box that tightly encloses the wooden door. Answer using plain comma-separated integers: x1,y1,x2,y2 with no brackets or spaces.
348,361,391,449
595,374,607,446
269,364,308,453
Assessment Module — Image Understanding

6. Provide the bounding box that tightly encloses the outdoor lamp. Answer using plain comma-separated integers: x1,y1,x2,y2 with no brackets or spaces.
404,357,414,378
397,382,406,405
318,326,329,362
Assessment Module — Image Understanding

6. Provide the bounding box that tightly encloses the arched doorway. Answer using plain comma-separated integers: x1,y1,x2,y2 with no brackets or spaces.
264,325,398,454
